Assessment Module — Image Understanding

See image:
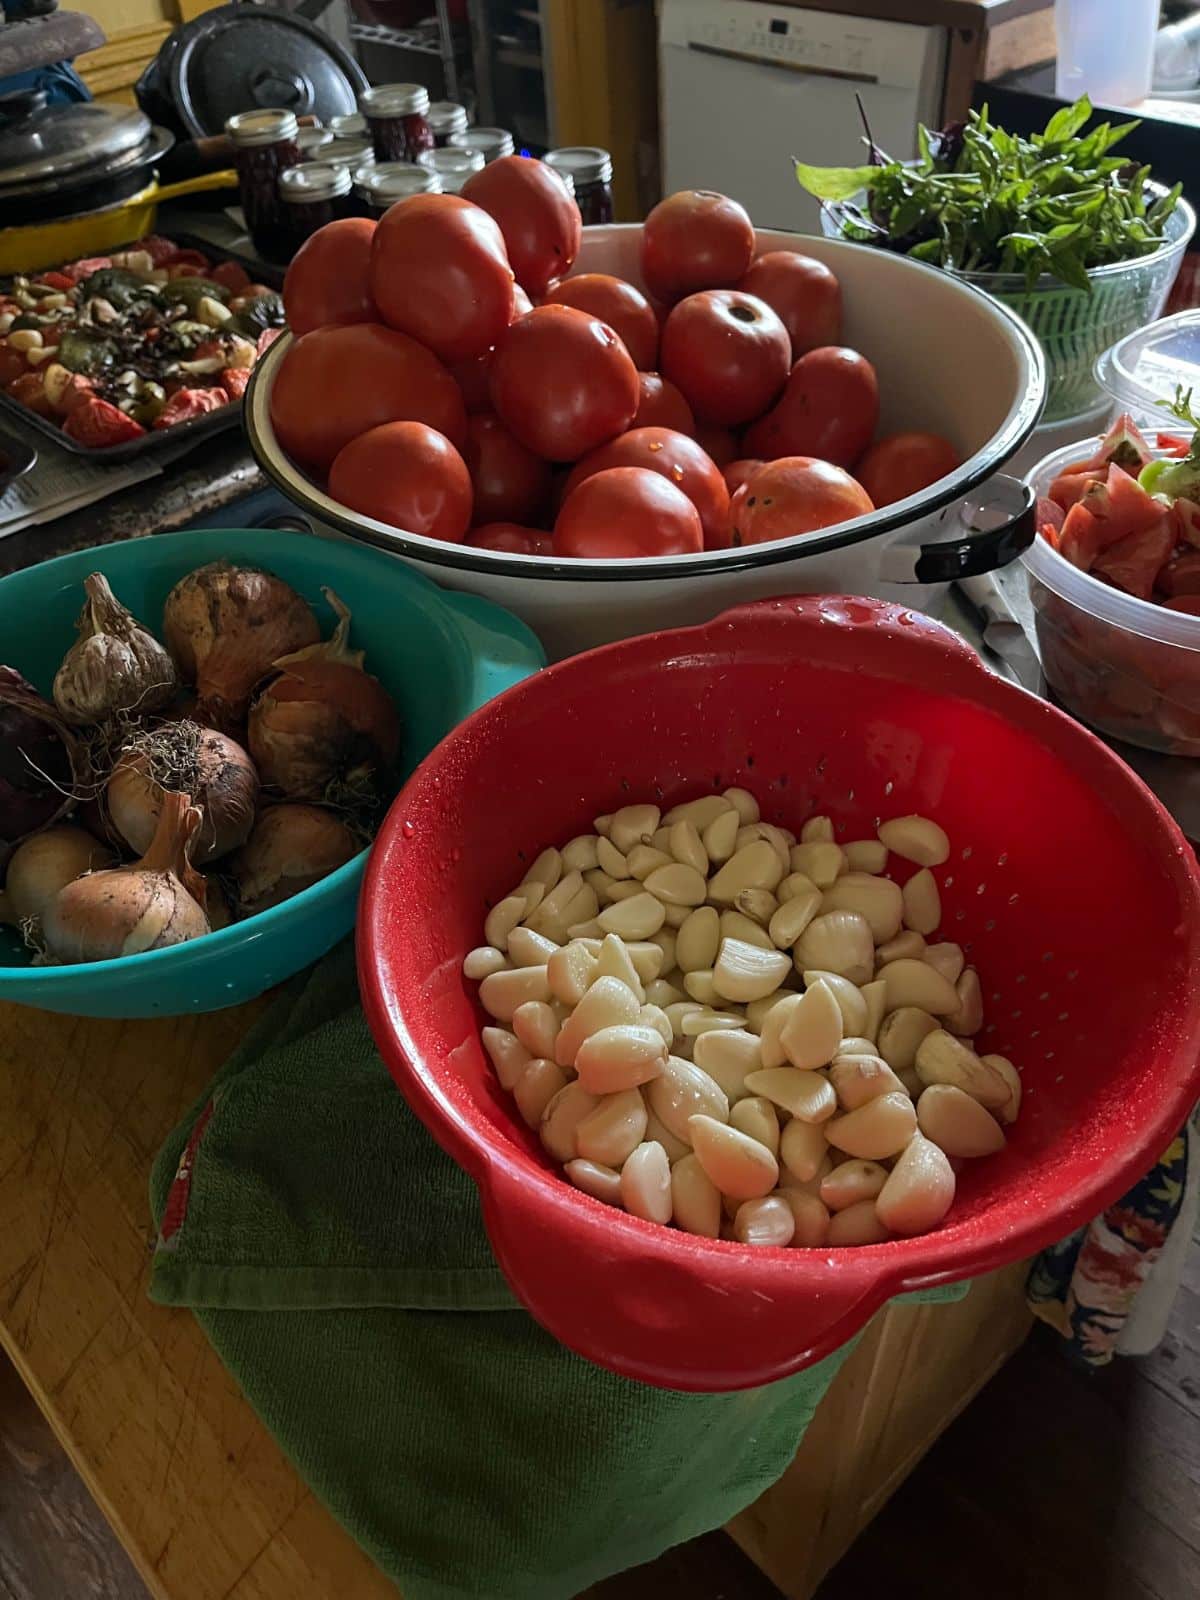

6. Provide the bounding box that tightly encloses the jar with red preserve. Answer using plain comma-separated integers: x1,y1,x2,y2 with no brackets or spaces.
279,162,354,251
225,108,301,262
359,84,434,164
543,146,614,225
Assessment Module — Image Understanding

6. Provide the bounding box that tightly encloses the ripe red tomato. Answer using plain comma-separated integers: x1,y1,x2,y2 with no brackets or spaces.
154,388,227,429
694,422,737,468
855,431,961,508
270,322,467,472
723,459,763,496
489,304,639,461
743,347,879,469
0,343,28,388
461,154,581,296
463,412,552,524
542,273,659,369
328,421,472,540
370,194,515,362
562,427,729,550
450,351,494,413
467,522,553,556
63,394,146,445
555,466,704,558
8,370,54,418
632,371,695,434
283,217,377,337
737,252,842,358
210,260,252,296
219,367,250,401
728,457,874,547
660,290,790,426
641,190,755,304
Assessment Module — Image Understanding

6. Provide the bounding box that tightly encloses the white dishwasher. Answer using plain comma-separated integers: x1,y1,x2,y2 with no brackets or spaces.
660,0,947,232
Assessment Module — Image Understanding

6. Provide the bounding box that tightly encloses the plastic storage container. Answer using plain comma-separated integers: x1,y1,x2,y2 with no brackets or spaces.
0,527,544,1017
360,596,1200,1390
1055,0,1159,109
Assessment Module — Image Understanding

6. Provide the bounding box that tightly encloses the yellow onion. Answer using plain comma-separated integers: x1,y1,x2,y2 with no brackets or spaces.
52,572,177,726
1,666,85,871
42,790,210,963
106,721,258,864
247,589,399,803
0,824,115,932
230,803,359,913
162,561,319,730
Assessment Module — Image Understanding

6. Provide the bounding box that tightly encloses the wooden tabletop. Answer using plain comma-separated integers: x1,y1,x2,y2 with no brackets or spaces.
0,992,1031,1600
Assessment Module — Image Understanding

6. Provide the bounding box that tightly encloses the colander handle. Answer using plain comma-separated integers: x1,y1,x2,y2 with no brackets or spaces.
879,474,1035,584
479,1158,891,1389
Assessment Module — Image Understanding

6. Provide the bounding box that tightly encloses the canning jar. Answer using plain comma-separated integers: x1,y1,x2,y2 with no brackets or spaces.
428,100,469,146
330,112,367,140
447,127,514,165
225,108,301,262
360,84,434,164
544,146,614,225
279,162,354,251
417,146,484,194
354,161,442,217
296,126,334,159
328,137,374,174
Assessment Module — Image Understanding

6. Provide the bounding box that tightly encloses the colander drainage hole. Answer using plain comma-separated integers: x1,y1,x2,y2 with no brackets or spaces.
997,853,1008,867
884,781,894,796
962,846,973,860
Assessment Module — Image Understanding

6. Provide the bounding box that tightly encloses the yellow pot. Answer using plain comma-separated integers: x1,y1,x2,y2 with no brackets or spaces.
0,169,238,276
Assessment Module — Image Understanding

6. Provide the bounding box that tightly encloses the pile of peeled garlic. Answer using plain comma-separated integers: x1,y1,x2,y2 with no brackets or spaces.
463,789,1022,1247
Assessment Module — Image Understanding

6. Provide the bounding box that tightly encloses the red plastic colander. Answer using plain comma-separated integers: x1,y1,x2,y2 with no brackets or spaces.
359,597,1200,1392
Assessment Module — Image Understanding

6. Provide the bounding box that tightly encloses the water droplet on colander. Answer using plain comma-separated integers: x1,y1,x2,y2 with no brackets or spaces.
401,819,416,839
897,612,915,626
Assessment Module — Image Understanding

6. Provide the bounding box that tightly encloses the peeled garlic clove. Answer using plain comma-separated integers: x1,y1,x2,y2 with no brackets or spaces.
507,926,560,967
669,819,708,876
592,932,646,1002
639,1003,673,1046
574,1023,668,1094
778,979,842,1070
876,1134,955,1234
707,840,785,903
620,1140,672,1223
554,975,640,1065
649,928,676,972
836,1036,878,1057
982,1054,1022,1124
820,1159,888,1211
562,834,600,872
800,815,833,843
644,861,708,907
730,1094,780,1156
676,905,720,974
768,889,822,949
463,946,508,981
513,1058,567,1126
482,1026,531,1090
682,1010,748,1037
876,957,959,1014
597,836,630,879
609,803,661,854
800,969,867,1037
512,999,559,1059
844,839,887,873
946,967,984,1037
825,1091,917,1160
789,840,845,888
861,978,887,1044
779,1118,828,1183
779,1189,831,1247
713,936,792,1003
721,908,775,949
722,786,759,824
484,894,528,951
692,1026,762,1101
626,843,673,880
877,1005,940,1071
521,847,562,892
665,793,733,829
645,1105,691,1162
647,1054,730,1142
795,911,874,986
924,941,965,986
547,940,599,1006
736,822,791,868
688,1114,779,1200
683,968,720,1006
565,1159,622,1206
745,989,797,1038
744,1066,836,1124
735,887,779,927
902,868,941,936
877,814,950,866
479,964,551,1021
914,1030,1009,1109
875,929,926,966
917,1084,1006,1157
702,807,740,865
671,1152,722,1237
540,1081,600,1162
597,891,666,940
575,1087,649,1167
734,1194,795,1247
828,1198,890,1246
829,1053,906,1109
821,872,903,943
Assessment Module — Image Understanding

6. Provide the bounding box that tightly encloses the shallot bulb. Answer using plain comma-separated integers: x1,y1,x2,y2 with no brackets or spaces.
52,572,177,726
0,666,84,871
162,562,319,730
0,824,115,932
247,589,400,804
42,790,210,964
106,720,259,864
230,803,359,912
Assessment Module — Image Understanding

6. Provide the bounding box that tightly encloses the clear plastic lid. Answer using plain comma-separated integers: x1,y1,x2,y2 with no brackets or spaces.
1095,309,1200,418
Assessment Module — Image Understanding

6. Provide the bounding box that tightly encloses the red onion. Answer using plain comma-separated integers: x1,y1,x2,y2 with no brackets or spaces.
0,666,84,872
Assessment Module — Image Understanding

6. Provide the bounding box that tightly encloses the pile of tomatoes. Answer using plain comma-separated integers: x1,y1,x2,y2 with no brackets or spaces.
273,172,961,559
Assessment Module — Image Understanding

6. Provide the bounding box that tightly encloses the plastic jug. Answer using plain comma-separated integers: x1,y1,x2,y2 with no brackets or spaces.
1055,0,1160,109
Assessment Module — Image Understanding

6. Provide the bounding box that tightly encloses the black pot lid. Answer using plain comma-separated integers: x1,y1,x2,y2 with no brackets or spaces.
168,3,368,138
0,89,151,187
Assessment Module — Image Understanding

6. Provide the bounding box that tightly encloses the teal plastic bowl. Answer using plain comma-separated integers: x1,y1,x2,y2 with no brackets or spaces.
0,527,544,1017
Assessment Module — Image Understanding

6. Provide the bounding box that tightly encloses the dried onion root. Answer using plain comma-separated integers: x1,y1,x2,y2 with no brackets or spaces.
106,719,258,865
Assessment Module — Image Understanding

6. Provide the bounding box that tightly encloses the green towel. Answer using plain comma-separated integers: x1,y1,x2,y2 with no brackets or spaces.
149,943,964,1600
